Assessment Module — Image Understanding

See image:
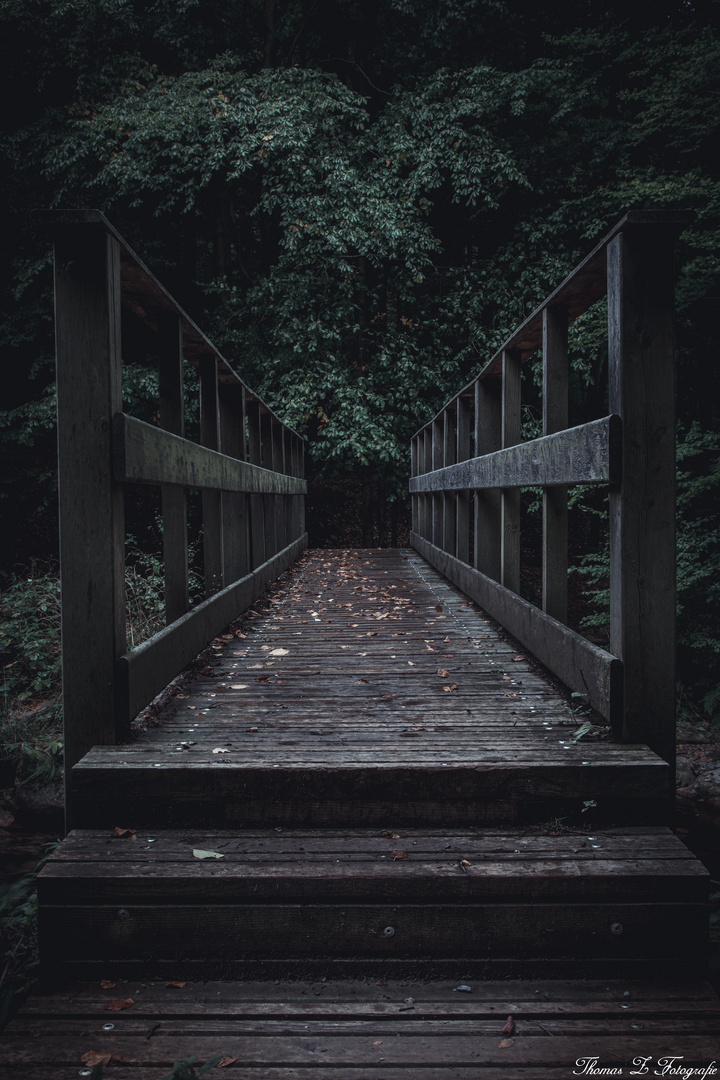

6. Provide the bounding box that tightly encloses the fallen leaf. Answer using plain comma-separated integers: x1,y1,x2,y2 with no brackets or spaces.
443,636,450,643
193,849,224,860
373,1040,383,1046
504,692,518,698
442,684,458,692
460,859,471,870
453,985,472,992
104,998,134,1011
270,648,289,656
437,669,450,678
355,678,369,684
113,827,136,839
186,705,196,710
81,1052,112,1067
382,832,400,839
498,1038,514,1048
502,1015,515,1035
234,631,246,638
230,684,249,690
200,666,214,676
367,631,378,637
512,655,525,661
435,604,443,612
110,1054,131,1063
100,979,115,990
390,850,409,860
164,981,187,988
212,748,231,754
216,1057,238,1067
246,726,258,733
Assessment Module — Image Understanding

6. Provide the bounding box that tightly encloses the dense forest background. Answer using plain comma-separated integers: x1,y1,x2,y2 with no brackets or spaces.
1,0,719,729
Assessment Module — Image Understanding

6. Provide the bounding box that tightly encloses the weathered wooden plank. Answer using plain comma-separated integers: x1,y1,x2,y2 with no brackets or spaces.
39,901,707,962
501,350,521,593
410,534,623,726
54,226,126,792
432,418,443,548
442,408,457,555
410,416,620,493
115,535,307,726
608,228,677,767
113,413,306,495
542,305,569,624
158,312,189,624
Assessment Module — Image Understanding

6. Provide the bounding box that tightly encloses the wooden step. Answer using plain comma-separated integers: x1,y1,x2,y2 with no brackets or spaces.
4,977,720,1076
68,743,671,828
38,826,708,980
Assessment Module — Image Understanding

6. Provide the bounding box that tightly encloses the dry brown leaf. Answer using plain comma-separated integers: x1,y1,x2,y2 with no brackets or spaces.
110,1054,131,1063
498,1038,514,1048
442,684,458,692
230,684,249,690
216,1057,238,1068
437,669,449,678
390,850,409,860
81,1052,112,1068
212,747,231,754
460,859,471,870
502,1015,515,1035
100,979,115,990
512,655,525,662
382,832,400,839
373,1040,383,1046
443,636,451,643
355,678,369,684
246,726,259,733
269,648,289,656
104,998,134,1011
164,981,187,988
234,631,246,638
435,604,443,612
113,827,136,839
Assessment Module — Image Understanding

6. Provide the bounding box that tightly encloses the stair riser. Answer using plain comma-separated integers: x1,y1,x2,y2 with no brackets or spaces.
40,902,707,967
69,766,671,829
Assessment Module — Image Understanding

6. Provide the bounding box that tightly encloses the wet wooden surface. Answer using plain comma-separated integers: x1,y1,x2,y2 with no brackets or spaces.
70,549,669,829
3,977,720,1077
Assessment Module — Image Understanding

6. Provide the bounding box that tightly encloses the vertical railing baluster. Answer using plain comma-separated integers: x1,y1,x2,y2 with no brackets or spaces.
246,399,265,569
158,312,189,624
474,378,501,580
456,395,471,564
500,349,521,593
410,436,418,536
443,407,456,556
542,306,569,624
199,356,224,596
260,410,277,559
432,418,443,547
219,383,249,585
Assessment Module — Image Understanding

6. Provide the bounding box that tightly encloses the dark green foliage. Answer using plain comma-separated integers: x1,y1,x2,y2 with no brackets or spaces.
1,0,719,719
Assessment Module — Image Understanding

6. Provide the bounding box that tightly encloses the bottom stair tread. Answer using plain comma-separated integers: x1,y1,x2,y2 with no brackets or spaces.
37,827,709,977
3,977,720,1076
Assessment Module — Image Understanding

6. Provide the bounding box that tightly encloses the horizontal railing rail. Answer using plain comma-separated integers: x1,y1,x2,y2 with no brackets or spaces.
37,210,307,810
410,210,693,768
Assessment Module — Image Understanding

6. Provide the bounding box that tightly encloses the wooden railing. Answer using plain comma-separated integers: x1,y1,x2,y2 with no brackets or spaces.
39,211,307,791
410,210,692,766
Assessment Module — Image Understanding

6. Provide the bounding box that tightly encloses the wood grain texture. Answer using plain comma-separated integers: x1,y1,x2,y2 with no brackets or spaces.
410,536,626,735
607,229,677,767
5,976,720,1076
54,227,126,789
114,413,306,496
410,416,620,493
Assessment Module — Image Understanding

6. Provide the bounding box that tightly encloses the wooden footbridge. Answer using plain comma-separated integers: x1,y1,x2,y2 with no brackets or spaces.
3,210,720,1075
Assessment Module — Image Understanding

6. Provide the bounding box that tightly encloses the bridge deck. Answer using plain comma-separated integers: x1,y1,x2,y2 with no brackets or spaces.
69,548,668,829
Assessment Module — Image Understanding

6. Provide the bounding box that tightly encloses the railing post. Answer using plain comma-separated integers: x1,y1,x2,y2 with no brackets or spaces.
219,383,249,584
422,427,432,541
54,226,126,796
607,226,677,766
542,306,569,624
501,349,521,593
158,312,189,625
442,407,457,555
272,419,285,551
199,356,224,595
245,400,265,569
260,410,277,559
474,378,501,580
456,396,471,564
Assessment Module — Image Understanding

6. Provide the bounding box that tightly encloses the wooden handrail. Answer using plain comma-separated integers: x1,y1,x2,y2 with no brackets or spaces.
38,210,307,818
410,210,693,768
